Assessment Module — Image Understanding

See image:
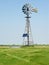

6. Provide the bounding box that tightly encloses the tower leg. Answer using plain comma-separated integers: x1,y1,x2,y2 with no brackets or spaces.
27,17,29,46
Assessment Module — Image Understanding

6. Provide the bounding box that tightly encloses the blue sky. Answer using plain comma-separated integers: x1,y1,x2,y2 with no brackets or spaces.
0,0,49,45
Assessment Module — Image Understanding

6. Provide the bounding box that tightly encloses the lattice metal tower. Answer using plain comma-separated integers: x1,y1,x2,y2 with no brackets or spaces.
22,3,37,46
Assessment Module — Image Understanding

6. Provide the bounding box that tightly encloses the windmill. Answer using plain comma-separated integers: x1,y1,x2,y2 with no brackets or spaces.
22,3,37,46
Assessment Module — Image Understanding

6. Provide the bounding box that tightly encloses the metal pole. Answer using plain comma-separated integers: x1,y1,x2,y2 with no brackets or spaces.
26,13,30,46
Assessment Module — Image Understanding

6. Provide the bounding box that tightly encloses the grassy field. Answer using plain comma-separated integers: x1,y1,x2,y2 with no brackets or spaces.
0,45,49,65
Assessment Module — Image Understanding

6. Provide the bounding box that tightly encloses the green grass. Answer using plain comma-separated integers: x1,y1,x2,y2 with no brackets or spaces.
0,46,49,65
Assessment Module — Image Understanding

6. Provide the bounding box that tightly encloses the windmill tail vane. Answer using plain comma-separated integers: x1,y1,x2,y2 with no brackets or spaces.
32,8,38,13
